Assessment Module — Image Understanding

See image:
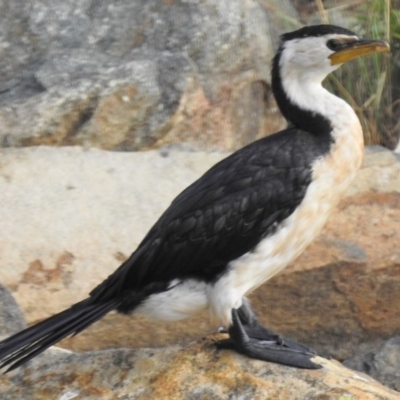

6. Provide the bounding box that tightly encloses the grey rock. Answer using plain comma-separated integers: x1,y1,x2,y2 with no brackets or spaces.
344,337,400,391
363,145,400,166
0,325,398,399
0,0,298,151
0,284,25,337
0,0,45,96
326,238,367,262
347,145,400,195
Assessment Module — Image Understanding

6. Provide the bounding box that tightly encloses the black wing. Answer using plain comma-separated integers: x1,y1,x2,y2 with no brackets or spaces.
91,128,330,306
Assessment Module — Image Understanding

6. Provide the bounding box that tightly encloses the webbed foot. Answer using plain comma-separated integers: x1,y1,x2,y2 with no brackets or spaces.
216,308,321,369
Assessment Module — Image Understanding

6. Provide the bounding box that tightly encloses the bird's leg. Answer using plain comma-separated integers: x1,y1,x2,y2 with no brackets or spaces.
215,301,322,369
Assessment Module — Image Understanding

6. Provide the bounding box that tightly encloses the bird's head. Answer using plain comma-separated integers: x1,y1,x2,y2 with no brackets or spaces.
271,25,390,134
276,25,389,83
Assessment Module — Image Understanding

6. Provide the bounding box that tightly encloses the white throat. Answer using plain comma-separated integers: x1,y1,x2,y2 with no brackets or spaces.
278,35,362,142
282,71,361,141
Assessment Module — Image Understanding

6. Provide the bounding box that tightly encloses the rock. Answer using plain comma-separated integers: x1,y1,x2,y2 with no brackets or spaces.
347,145,400,195
0,0,44,95
0,290,398,400
1,145,400,378
0,0,297,151
2,344,399,400
344,337,400,392
0,284,25,337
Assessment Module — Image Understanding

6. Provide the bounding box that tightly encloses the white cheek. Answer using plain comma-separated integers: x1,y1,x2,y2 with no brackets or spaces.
281,34,357,80
282,36,333,75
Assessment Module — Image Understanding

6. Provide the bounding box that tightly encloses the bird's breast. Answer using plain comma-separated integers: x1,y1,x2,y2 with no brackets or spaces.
226,116,364,297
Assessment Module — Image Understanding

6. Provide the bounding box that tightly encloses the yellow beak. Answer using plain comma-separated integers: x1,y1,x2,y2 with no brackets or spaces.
329,39,390,65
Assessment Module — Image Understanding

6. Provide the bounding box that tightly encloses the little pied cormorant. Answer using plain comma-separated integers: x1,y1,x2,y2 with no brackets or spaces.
0,25,389,371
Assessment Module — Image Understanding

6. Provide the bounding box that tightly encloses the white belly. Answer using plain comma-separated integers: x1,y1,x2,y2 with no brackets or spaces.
135,279,208,321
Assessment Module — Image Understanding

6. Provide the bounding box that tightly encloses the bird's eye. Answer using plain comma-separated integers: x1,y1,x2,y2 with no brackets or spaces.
326,39,343,51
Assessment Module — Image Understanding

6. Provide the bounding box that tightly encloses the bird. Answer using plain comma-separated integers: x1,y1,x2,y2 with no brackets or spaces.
0,25,389,372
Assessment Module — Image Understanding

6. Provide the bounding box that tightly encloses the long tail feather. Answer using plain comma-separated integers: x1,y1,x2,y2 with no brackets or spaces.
0,298,120,372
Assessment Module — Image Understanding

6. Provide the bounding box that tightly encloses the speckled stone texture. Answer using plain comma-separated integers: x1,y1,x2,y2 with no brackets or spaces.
0,291,398,400
0,0,300,151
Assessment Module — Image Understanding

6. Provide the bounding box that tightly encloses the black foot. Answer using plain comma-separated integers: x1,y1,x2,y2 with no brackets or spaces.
216,308,321,369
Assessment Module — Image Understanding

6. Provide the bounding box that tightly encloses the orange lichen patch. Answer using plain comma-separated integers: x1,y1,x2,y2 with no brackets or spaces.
339,191,400,209
21,252,75,286
21,260,63,285
56,251,75,268
94,86,137,126
33,371,114,399
21,95,98,147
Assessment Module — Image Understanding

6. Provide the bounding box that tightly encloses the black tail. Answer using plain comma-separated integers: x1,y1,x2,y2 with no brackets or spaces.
0,297,120,372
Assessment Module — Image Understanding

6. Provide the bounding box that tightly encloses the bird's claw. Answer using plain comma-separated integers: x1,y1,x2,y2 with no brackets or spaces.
215,309,321,369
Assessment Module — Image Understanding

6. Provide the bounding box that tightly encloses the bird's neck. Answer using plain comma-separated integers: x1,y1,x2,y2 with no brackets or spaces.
272,57,360,141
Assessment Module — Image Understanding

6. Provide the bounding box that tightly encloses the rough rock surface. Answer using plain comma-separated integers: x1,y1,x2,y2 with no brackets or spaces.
0,284,25,337
2,345,399,400
345,337,400,392
0,285,398,400
0,0,299,151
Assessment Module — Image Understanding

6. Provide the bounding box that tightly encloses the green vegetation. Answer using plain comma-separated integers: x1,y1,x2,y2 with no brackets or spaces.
266,0,400,148
323,0,400,148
